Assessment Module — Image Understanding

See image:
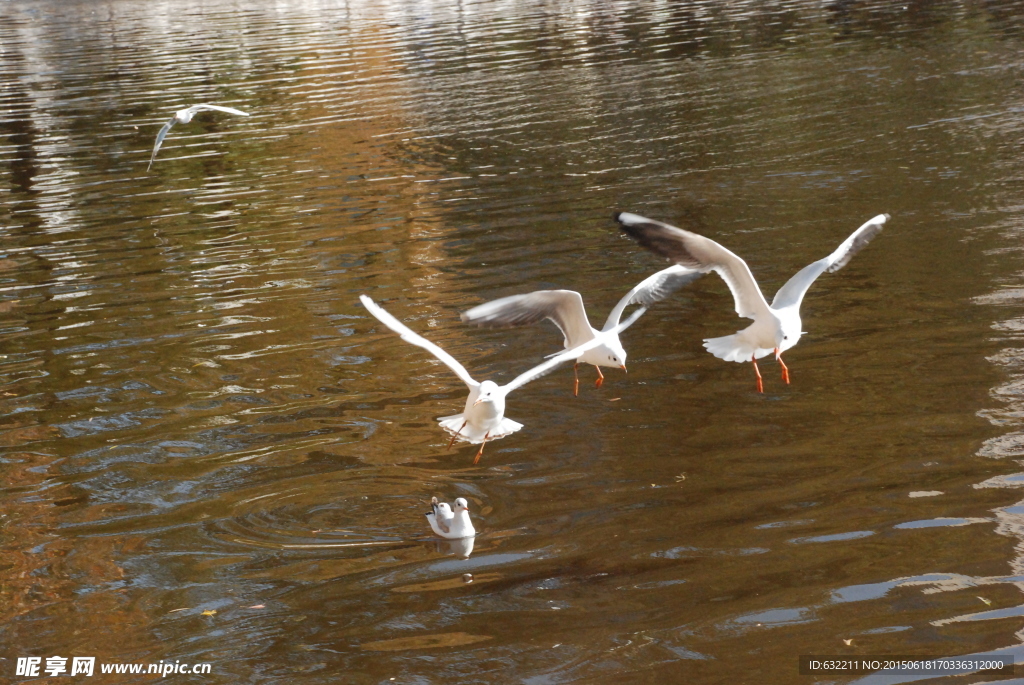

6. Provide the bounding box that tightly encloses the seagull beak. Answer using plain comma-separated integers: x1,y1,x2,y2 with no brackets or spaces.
473,397,485,406
620,364,627,372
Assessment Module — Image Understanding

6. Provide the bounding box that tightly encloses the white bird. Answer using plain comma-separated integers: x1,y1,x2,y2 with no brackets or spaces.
426,496,475,539
360,294,646,462
459,265,701,396
616,212,888,392
148,104,250,171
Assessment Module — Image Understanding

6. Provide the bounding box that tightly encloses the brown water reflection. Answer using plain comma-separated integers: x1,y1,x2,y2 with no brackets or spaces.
3,0,1024,683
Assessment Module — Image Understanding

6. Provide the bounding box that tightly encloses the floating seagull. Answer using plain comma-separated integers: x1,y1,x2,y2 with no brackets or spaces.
360,294,646,462
616,212,888,392
147,104,250,171
426,496,475,539
460,265,701,395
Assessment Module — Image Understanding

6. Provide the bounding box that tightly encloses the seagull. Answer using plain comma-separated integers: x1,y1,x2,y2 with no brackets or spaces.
616,212,888,392
147,104,250,171
460,266,701,395
360,294,646,462
426,496,475,539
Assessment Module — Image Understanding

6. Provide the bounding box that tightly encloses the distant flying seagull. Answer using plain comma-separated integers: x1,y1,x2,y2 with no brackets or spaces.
360,294,646,462
147,104,250,171
460,265,701,395
426,496,475,539
616,212,888,392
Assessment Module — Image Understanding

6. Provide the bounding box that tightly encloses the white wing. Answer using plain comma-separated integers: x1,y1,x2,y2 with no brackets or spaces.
460,290,593,347
428,498,451,534
360,295,479,390
501,306,647,394
148,105,248,171
147,118,176,171
616,212,772,322
771,214,888,310
602,265,703,331
186,104,250,117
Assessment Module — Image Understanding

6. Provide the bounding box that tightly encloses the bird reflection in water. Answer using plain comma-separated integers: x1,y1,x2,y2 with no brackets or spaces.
434,536,475,559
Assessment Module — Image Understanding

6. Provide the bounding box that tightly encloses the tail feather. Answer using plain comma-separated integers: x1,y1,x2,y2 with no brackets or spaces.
703,334,772,362
438,414,523,444
438,414,468,436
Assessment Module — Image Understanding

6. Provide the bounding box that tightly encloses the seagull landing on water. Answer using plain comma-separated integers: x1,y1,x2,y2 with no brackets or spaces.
148,104,250,171
616,212,888,393
426,496,475,539
360,294,646,463
459,266,701,396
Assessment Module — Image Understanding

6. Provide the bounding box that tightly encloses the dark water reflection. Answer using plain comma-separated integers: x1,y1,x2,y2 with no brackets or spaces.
3,0,1024,682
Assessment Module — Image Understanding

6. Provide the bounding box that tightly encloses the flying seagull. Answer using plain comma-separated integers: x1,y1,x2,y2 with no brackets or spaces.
426,496,475,539
148,104,250,171
460,265,701,395
615,212,888,392
360,294,646,462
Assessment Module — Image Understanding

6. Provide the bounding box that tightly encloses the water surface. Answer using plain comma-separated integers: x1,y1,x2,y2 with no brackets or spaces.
3,1,1024,683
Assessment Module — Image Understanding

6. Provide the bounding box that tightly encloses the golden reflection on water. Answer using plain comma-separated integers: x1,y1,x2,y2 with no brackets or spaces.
3,0,1024,682
361,631,493,651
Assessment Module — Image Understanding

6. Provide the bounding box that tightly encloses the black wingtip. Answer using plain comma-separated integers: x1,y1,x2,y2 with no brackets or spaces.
612,211,623,223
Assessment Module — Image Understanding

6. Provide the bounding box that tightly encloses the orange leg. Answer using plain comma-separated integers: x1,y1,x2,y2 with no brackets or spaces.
595,366,605,388
447,421,466,450
573,363,580,397
777,350,790,385
472,432,490,465
752,355,763,393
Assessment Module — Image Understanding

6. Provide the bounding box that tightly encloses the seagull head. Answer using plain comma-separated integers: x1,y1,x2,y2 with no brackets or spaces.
434,501,453,517
473,380,500,406
604,341,628,371
175,109,195,124
453,498,470,512
777,319,802,354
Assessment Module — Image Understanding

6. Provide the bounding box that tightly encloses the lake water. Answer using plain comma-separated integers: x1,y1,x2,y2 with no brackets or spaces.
4,0,1024,683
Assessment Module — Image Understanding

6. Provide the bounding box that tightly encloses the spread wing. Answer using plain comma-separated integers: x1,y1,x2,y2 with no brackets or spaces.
616,212,772,322
770,214,888,311
501,305,647,394
147,118,176,171
602,265,703,331
360,295,479,390
460,290,593,348
187,104,251,117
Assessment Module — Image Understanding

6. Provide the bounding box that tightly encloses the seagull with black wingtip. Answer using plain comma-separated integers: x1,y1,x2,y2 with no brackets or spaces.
360,294,647,463
615,212,888,392
459,266,701,395
426,496,475,539
148,103,250,171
